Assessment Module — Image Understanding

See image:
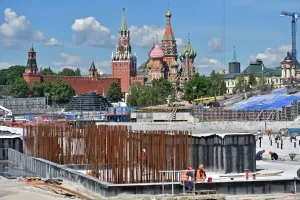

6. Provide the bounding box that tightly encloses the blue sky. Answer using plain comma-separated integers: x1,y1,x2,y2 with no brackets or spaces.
0,0,299,75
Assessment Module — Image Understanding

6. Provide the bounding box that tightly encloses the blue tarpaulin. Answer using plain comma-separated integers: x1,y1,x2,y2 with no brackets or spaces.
231,88,300,111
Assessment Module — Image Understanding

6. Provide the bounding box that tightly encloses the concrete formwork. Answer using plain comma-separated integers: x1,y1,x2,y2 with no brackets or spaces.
192,134,256,173
96,121,300,133
6,148,300,197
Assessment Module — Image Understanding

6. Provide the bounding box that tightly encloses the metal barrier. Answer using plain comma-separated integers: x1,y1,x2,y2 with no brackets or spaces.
6,148,111,196
159,170,195,196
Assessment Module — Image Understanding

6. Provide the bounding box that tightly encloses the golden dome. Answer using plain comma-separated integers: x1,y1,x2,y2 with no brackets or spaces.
166,9,172,17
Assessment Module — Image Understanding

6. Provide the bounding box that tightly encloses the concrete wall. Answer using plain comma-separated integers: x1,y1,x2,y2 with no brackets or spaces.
135,112,194,122
6,148,300,197
96,121,299,132
192,134,256,173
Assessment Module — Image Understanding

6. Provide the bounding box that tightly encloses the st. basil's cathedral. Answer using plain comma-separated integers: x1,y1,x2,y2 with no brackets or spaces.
23,8,197,97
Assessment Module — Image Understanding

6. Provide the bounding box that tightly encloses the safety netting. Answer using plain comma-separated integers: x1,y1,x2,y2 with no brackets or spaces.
231,88,300,111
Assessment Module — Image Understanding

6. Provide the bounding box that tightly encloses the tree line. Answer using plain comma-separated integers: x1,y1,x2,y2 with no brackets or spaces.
126,71,227,106
0,65,124,104
234,74,275,93
0,65,80,102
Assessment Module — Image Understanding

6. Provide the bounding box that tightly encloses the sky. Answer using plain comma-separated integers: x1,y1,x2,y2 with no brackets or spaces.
0,0,299,75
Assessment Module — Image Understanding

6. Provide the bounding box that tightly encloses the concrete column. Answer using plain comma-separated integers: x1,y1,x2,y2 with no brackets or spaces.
287,69,291,78
282,69,285,78
292,68,295,77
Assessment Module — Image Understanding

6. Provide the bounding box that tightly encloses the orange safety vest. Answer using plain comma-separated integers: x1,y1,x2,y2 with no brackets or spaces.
181,172,189,182
196,169,206,181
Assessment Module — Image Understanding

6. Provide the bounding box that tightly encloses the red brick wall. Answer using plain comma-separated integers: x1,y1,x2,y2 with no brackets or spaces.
23,73,42,85
42,75,120,95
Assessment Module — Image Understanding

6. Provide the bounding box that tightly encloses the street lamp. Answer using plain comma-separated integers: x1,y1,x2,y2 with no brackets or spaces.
97,85,105,96
45,93,49,108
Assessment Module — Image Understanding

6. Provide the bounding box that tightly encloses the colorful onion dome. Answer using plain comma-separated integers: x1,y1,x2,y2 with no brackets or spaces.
146,60,153,68
150,44,164,59
170,60,179,67
181,42,197,59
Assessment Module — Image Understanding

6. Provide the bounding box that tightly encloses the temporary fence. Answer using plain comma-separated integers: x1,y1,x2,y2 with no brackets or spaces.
23,124,192,184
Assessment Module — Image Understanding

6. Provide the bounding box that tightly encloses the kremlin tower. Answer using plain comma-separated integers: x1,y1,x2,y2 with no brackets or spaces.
111,8,137,93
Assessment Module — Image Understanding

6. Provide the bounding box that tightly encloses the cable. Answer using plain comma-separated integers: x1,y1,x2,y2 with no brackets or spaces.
222,0,226,74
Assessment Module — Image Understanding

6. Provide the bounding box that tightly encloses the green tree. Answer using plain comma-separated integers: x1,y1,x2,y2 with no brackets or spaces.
6,65,26,85
106,82,123,102
51,78,75,102
152,78,174,104
257,77,268,92
31,82,44,97
9,78,30,98
248,74,257,87
184,73,211,102
40,67,56,75
235,76,250,93
58,68,81,76
209,70,226,98
74,68,81,76
0,69,8,85
43,81,53,95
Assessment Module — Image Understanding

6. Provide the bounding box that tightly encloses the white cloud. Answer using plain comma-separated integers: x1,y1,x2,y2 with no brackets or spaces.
208,37,222,52
71,17,115,47
94,61,111,74
53,52,83,68
45,38,62,46
197,58,224,75
0,8,61,46
250,44,291,67
0,62,12,69
129,25,184,48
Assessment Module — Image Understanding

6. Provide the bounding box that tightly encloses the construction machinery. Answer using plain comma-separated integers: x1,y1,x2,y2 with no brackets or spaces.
280,11,300,61
0,105,14,121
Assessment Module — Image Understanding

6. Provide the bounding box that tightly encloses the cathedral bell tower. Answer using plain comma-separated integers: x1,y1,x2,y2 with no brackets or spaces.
111,8,137,93
23,45,41,85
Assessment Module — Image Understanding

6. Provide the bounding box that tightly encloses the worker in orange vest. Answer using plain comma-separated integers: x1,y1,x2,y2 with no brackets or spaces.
196,164,207,182
181,167,194,192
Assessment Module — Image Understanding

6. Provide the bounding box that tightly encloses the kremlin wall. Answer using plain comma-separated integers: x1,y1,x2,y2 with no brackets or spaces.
23,8,197,95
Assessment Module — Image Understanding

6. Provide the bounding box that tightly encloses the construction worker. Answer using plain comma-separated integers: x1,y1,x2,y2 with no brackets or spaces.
138,149,147,172
256,150,265,160
269,151,279,160
196,164,206,182
182,167,194,192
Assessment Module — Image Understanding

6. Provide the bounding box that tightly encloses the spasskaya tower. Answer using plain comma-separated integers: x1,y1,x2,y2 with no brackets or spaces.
111,8,137,93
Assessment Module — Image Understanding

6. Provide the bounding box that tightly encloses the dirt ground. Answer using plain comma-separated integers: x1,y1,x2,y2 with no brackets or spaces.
0,176,102,200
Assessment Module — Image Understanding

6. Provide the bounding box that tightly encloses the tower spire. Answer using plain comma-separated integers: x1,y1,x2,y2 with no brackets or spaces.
188,33,190,44
232,46,237,62
120,8,127,31
156,35,158,45
152,38,155,47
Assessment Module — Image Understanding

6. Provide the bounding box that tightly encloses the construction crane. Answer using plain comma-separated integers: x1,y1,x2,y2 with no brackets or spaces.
280,11,300,61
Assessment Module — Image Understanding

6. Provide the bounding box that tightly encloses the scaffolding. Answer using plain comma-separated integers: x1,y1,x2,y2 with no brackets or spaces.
0,97,46,115
194,100,300,122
